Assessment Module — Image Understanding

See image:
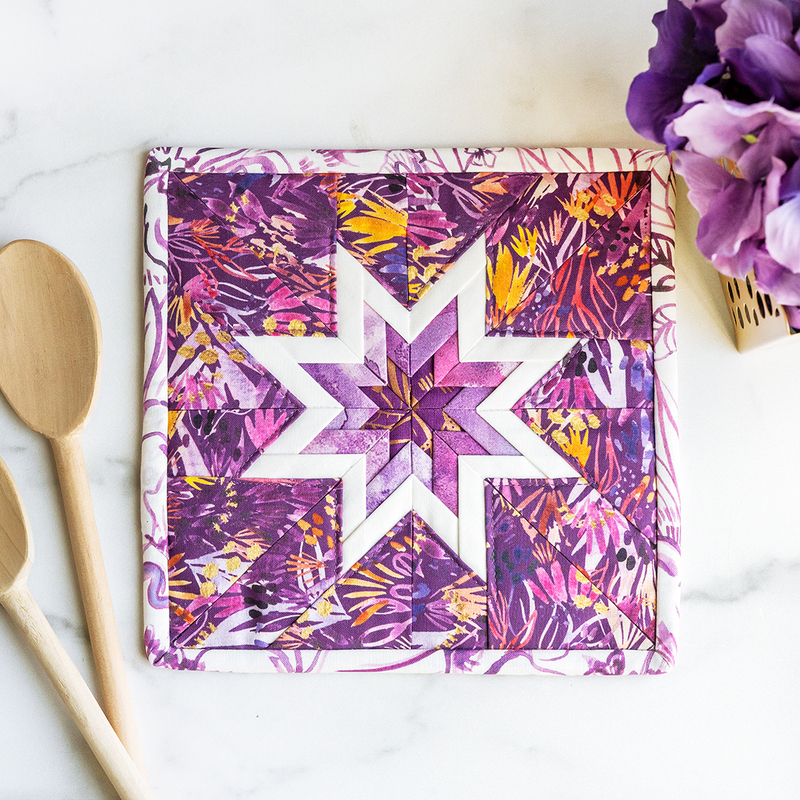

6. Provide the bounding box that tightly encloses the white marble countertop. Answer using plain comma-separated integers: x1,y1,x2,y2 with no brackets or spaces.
1,1,798,798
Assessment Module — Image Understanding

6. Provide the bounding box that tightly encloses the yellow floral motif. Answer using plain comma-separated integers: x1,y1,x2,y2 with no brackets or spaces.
288,319,307,336
312,331,325,338
551,429,569,447
200,582,216,598
263,316,277,333
228,349,246,363
573,594,593,609
317,598,333,618
570,414,587,432
487,243,533,323
201,313,215,324
176,322,192,336
586,413,601,429
564,426,591,467
201,563,218,579
199,349,219,364
194,332,212,346
177,344,196,359
216,330,232,344
245,544,263,561
299,625,313,640
226,556,242,572
222,541,236,554
594,601,610,615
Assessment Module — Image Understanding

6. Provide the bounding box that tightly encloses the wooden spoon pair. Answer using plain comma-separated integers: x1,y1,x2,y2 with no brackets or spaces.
0,240,149,798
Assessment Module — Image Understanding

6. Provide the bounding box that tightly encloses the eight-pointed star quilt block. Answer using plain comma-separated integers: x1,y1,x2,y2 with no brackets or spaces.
143,147,679,675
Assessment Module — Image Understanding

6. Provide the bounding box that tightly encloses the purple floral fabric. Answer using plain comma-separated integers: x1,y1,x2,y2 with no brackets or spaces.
485,482,654,650
337,172,528,306
515,339,653,409
167,477,341,644
274,514,414,649
486,172,652,338
272,512,487,650
168,173,337,337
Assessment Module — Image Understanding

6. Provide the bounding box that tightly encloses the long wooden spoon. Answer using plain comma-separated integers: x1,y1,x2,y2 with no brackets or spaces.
0,240,145,772
0,456,153,800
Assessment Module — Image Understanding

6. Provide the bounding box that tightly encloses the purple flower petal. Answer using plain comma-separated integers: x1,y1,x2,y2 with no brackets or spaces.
753,245,800,302
674,84,800,159
711,242,757,279
650,0,719,77
784,303,800,327
746,33,800,85
762,155,787,220
724,44,795,104
736,117,793,181
779,157,800,200
692,0,729,33
696,178,763,259
672,150,735,214
715,0,793,51
765,193,800,272
626,0,720,145
626,71,694,144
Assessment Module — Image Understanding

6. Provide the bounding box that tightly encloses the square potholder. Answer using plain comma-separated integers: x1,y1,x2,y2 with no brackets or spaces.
142,147,679,675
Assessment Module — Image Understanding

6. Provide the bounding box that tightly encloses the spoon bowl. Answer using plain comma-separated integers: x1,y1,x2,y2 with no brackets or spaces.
0,457,152,800
0,240,101,439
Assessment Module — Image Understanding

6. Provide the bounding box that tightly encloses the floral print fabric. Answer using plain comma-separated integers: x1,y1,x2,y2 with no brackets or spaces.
143,147,679,674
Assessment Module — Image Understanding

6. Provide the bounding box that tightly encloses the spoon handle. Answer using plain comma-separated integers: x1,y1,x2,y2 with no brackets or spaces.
50,433,146,775
1,583,153,800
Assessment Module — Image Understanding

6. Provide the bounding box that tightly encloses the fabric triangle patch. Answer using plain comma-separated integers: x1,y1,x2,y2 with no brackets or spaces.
168,407,302,478
337,172,532,308
514,339,654,410
166,477,340,642
168,173,336,337
272,513,414,649
485,483,652,650
405,172,533,305
411,513,487,649
337,174,410,305
484,171,650,330
512,407,657,541
176,172,338,332
487,185,652,338
487,478,655,641
168,296,303,411
171,486,342,649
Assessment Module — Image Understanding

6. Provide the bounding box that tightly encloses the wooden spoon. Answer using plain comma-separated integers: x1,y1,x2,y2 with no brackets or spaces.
0,456,153,800
0,240,145,773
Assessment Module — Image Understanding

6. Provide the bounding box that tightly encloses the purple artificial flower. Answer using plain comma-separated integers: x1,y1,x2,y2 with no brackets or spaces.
626,0,724,149
629,0,800,314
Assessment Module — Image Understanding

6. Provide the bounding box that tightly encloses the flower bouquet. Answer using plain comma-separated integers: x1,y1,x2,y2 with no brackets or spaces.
627,0,800,344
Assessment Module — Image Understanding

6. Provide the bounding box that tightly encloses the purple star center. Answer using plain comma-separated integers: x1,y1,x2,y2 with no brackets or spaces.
300,300,520,516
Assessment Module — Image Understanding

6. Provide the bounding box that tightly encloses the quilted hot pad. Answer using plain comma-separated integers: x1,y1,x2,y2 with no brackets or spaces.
142,147,679,674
